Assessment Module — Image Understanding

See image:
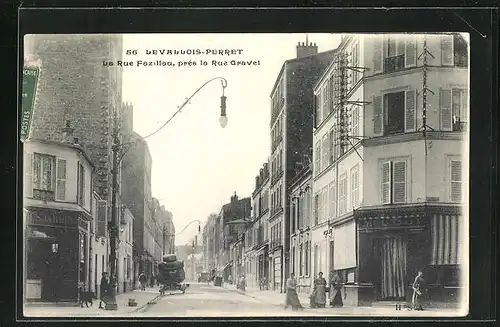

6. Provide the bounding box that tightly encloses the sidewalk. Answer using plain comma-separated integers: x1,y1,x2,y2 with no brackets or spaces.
219,283,310,308
23,287,161,317
217,283,463,317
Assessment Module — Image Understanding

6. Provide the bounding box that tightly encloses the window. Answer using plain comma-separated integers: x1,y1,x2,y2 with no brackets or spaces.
351,105,360,139
328,182,336,220
77,162,86,206
350,166,360,208
33,153,55,191
322,187,328,222
321,85,328,121
304,241,310,276
384,35,405,73
338,173,348,215
313,194,319,225
383,91,405,135
96,200,107,238
381,160,407,204
321,134,329,170
314,94,321,127
328,129,335,164
450,160,463,203
351,42,360,84
314,141,321,174
452,89,468,131
441,33,468,68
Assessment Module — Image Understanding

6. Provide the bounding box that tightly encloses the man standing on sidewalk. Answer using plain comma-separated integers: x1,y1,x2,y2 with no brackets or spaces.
138,272,147,291
99,272,109,309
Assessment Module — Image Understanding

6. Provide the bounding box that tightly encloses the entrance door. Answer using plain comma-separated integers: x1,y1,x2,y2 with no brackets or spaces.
376,236,408,300
42,244,62,301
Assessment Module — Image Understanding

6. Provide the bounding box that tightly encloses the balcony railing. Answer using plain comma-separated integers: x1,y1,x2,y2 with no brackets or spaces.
32,189,55,202
384,55,405,74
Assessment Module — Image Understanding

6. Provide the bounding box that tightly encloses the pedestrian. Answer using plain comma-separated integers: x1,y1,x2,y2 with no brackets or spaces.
239,275,246,291
310,272,327,308
99,272,109,309
138,272,147,291
412,270,425,310
228,274,232,285
284,273,303,311
329,270,344,308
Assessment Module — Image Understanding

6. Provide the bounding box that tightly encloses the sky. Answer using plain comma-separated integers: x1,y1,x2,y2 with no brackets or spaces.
121,33,342,245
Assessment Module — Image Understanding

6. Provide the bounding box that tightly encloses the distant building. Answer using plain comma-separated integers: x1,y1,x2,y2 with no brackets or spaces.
117,207,134,293
23,139,94,302
268,40,336,292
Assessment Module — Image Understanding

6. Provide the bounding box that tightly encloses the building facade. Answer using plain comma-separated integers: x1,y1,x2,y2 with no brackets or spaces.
289,165,313,294
160,208,176,255
23,139,94,302
310,33,467,305
117,207,134,293
268,41,336,292
121,131,154,287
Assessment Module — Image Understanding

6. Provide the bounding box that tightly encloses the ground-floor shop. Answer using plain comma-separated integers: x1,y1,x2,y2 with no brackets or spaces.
355,204,464,305
290,229,312,294
24,207,91,303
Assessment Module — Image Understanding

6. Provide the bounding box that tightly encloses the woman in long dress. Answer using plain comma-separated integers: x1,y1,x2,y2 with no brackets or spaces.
284,273,304,311
310,272,327,308
329,270,344,308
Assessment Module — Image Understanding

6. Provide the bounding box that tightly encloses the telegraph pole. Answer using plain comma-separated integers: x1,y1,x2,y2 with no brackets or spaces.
106,107,120,311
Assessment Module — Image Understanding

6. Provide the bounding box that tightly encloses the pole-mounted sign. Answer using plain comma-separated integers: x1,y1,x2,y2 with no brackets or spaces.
21,66,40,142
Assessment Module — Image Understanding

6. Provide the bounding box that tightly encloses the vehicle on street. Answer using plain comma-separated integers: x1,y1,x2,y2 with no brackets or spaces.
158,254,189,294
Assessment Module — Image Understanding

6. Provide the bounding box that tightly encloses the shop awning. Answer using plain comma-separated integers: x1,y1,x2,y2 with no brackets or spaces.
430,214,462,265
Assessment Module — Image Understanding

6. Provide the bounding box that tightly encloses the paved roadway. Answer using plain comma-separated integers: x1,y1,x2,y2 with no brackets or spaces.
131,283,321,317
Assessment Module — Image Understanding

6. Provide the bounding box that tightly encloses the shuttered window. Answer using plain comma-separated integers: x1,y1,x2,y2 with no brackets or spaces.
24,152,33,198
322,187,328,223
404,35,417,67
350,166,359,208
321,85,328,122
381,162,392,204
373,95,383,136
392,161,407,203
328,129,335,165
450,160,463,203
314,94,320,128
381,160,408,205
441,34,454,66
405,89,417,132
55,158,67,201
440,89,453,131
338,173,348,215
322,134,329,170
313,194,319,225
96,200,107,238
373,35,383,73
351,105,360,139
314,141,321,175
329,181,336,220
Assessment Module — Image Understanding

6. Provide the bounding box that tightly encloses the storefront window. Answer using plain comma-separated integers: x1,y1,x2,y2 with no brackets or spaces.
79,233,87,283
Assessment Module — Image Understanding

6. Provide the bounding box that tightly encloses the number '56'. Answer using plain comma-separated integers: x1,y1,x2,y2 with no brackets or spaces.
126,50,138,55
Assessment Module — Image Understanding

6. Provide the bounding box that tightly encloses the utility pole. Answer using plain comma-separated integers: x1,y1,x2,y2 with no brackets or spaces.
106,107,120,311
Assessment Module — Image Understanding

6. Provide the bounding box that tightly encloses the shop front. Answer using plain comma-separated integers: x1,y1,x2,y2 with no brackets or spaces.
269,244,283,292
355,204,464,305
25,207,90,303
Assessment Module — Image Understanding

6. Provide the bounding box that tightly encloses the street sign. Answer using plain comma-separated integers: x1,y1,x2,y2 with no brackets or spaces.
21,66,40,142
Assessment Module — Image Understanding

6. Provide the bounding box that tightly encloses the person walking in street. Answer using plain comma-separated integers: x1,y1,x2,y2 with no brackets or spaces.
238,275,246,291
138,272,147,291
98,272,109,309
412,270,425,311
310,272,327,308
284,273,304,311
329,270,344,308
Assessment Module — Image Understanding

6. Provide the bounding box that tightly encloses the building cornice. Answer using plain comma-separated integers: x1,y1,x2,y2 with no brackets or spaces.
362,131,465,147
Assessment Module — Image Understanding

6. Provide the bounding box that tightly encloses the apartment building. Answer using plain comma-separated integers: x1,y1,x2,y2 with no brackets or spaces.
310,33,468,306
269,40,336,292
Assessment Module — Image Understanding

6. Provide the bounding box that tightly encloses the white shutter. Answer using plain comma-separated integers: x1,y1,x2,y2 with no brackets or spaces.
97,200,107,238
24,152,33,198
329,182,336,220
405,35,417,67
441,34,454,66
373,35,383,73
351,168,359,208
450,160,462,202
55,158,67,201
392,161,407,204
373,95,383,136
440,89,453,131
343,177,348,212
381,162,391,204
405,89,417,132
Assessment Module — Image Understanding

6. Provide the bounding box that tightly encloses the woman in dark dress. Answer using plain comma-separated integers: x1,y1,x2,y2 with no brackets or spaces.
99,272,109,309
310,272,327,308
329,270,344,308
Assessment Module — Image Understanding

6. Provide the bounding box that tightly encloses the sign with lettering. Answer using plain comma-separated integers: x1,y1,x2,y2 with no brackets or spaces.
28,209,77,227
21,67,40,142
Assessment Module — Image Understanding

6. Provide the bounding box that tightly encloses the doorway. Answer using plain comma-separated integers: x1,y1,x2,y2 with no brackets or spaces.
374,235,408,300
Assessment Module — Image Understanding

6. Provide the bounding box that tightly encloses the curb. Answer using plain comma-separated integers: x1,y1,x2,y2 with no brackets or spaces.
129,293,164,313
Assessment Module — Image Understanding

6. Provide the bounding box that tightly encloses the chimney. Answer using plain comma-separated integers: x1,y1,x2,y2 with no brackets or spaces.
62,120,74,144
296,40,318,59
